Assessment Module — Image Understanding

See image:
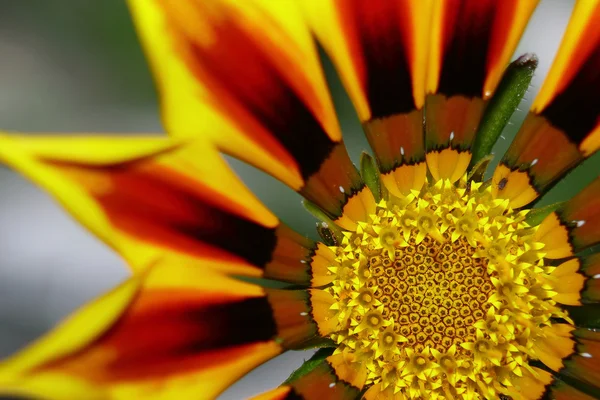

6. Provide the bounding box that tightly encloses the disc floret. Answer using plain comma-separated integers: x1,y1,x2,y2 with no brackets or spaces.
325,177,571,399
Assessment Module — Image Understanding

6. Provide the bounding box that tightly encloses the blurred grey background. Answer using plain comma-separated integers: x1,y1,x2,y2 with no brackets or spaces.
0,0,597,398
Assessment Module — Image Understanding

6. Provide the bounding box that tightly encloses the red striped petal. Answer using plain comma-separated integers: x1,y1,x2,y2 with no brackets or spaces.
0,136,324,284
494,0,600,207
305,0,431,195
426,0,537,182
0,265,319,399
129,0,372,222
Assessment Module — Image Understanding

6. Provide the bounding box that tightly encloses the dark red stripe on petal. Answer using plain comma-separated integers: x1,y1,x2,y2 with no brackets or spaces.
0,267,296,399
47,290,279,381
341,0,416,118
542,329,600,398
427,0,534,163
109,294,276,360
54,160,321,284
46,285,318,383
536,0,600,151
541,47,600,145
309,0,428,184
187,39,336,181
164,2,337,182
436,0,500,98
159,2,369,221
86,163,279,267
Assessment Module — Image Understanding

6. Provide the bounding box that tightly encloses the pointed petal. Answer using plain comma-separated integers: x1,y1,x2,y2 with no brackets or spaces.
426,0,537,181
0,264,320,399
303,0,431,196
536,178,600,259
509,367,553,400
128,0,370,222
0,135,323,284
495,0,600,207
531,325,575,372
251,360,361,400
128,0,336,187
551,258,586,306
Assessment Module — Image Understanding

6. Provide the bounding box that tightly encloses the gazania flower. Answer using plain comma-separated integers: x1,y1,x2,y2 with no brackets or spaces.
1,0,600,399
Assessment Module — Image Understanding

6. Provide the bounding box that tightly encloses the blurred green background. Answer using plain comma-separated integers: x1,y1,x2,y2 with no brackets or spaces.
0,0,597,398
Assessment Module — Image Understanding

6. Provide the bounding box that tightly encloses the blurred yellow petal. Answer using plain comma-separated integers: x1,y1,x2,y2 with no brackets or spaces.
0,135,272,273
128,0,340,189
0,264,320,400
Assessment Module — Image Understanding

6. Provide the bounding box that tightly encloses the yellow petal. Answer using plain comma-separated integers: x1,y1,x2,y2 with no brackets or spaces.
0,264,320,399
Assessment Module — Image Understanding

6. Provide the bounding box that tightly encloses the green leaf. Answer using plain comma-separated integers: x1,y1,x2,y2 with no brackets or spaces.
360,152,384,202
525,202,564,227
283,347,335,384
470,53,538,167
233,276,297,289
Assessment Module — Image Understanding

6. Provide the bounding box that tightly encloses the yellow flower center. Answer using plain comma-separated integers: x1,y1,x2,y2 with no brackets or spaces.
325,177,571,399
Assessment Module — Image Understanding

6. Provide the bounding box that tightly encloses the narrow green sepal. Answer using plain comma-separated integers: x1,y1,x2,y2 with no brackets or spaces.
303,200,344,243
360,151,385,202
470,53,538,167
283,347,335,384
293,336,337,351
467,154,494,183
525,202,564,227
234,276,298,289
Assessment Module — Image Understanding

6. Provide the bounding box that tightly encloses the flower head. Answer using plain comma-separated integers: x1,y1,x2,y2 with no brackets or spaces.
1,1,600,400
